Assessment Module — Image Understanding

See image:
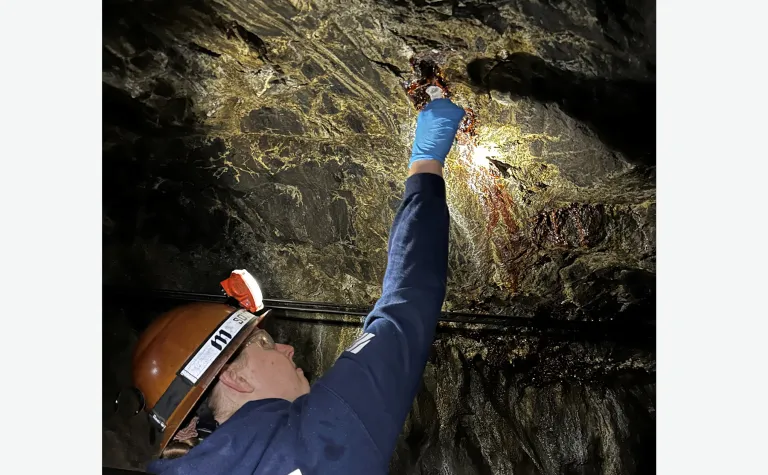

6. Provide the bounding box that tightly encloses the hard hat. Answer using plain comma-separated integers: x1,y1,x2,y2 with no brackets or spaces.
131,301,269,452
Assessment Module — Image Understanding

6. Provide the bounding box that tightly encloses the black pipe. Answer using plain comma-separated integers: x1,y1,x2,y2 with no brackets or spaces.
104,286,654,343
268,305,368,316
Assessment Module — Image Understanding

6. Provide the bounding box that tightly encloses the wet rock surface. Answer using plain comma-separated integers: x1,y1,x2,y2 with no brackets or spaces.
103,0,655,472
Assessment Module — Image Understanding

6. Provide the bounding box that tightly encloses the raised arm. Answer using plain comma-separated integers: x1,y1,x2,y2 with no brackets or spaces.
311,98,465,462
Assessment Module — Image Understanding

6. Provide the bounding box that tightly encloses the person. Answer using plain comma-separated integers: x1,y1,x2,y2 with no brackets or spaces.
132,96,466,475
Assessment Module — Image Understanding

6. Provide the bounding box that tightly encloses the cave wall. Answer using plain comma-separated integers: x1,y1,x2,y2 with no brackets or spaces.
103,0,655,472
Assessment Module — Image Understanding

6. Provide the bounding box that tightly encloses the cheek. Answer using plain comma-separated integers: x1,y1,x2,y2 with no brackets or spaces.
250,352,299,384
266,354,292,374
244,351,274,380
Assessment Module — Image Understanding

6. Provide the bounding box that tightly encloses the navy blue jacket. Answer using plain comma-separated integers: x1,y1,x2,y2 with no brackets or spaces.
148,172,449,475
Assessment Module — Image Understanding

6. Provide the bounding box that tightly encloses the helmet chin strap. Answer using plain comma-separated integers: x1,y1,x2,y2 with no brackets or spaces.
195,398,219,438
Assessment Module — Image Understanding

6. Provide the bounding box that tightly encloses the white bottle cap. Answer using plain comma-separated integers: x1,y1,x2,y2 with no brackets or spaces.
426,85,444,101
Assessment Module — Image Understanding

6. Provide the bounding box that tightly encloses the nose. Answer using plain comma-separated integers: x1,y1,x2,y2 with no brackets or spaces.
276,343,295,361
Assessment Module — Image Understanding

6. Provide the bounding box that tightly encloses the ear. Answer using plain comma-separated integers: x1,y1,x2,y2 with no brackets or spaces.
218,365,254,394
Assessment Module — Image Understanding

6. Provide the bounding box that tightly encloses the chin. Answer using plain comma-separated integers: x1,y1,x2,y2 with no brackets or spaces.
297,368,310,384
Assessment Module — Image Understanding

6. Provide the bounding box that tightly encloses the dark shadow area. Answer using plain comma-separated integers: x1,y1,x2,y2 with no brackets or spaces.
102,0,253,290
467,53,656,167
103,0,230,470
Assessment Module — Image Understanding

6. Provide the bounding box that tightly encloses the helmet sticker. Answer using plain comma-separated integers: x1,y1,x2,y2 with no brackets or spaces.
180,309,256,384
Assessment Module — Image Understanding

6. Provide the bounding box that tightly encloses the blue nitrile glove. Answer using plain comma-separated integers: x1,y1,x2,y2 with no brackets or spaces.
409,98,466,167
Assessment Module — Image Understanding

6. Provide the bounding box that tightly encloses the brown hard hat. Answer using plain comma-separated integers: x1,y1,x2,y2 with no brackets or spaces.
131,302,267,452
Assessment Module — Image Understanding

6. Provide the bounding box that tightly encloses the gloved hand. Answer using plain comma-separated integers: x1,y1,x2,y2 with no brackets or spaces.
409,98,466,167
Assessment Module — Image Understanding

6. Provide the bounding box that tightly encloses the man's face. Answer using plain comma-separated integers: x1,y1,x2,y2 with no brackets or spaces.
236,329,310,402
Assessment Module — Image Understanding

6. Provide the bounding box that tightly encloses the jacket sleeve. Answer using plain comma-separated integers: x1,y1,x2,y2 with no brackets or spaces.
310,172,449,460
